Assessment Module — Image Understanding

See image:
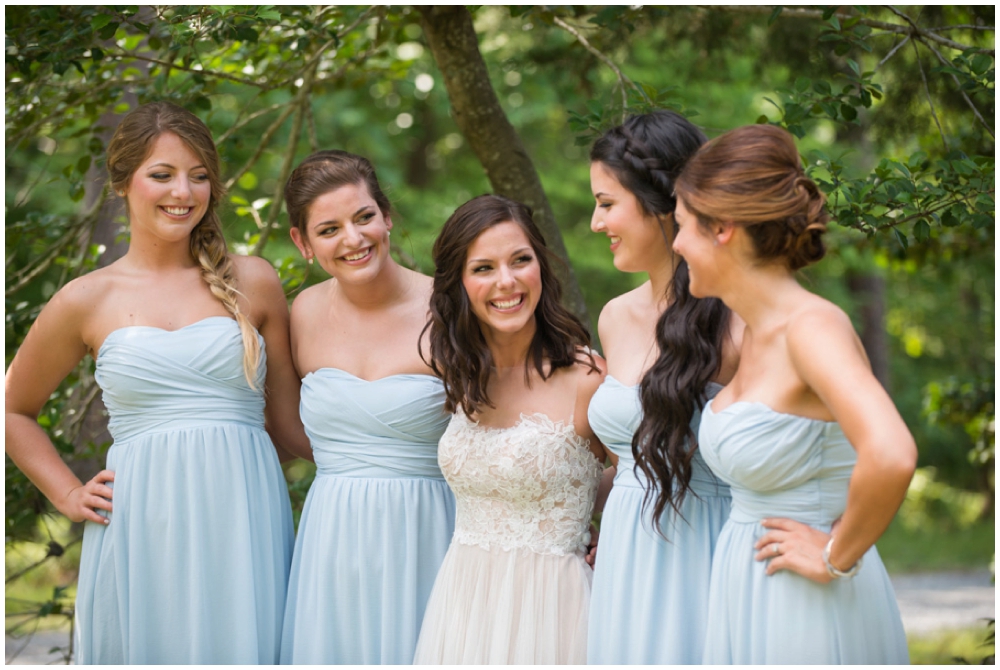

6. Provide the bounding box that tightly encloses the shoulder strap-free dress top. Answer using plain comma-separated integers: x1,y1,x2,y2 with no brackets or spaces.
698,400,908,664
587,377,731,663
413,412,602,664
76,317,294,664
280,369,455,664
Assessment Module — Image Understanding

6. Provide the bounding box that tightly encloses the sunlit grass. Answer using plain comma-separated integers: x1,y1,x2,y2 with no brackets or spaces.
908,624,995,665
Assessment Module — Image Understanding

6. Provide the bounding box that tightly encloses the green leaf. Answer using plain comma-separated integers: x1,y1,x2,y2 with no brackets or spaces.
795,76,811,93
892,227,909,251
768,6,783,26
258,10,281,21
98,22,119,41
826,15,841,31
840,103,857,121
913,219,931,242
91,14,112,31
756,114,770,124
847,59,861,77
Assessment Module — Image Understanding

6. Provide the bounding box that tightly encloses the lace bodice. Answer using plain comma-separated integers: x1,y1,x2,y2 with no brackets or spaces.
438,412,603,556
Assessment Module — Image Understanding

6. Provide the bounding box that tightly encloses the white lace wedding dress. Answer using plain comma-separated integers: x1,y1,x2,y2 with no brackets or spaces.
412,411,603,664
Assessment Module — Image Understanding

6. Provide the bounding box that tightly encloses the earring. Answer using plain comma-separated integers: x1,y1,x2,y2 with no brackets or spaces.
387,230,392,238
307,257,314,265
117,190,125,197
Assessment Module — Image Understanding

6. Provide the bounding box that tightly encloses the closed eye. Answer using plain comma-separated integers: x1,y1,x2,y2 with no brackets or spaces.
472,264,492,273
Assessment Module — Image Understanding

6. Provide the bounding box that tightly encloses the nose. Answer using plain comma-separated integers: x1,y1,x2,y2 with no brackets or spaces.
342,222,363,247
171,176,192,200
590,207,605,233
497,264,516,290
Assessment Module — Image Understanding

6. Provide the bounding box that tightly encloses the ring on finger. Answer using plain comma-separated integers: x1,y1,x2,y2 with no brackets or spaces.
772,543,780,555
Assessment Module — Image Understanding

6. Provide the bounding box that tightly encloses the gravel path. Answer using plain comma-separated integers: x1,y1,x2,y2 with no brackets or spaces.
6,570,995,664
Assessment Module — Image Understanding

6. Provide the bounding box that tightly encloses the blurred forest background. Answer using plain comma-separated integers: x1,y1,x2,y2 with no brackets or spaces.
5,5,995,663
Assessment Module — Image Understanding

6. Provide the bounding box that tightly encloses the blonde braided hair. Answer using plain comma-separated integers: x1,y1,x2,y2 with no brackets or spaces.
106,101,262,388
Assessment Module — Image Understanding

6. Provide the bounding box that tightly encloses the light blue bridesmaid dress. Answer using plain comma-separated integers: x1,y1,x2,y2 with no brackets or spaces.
280,369,455,664
587,377,731,664
75,316,294,664
698,400,909,664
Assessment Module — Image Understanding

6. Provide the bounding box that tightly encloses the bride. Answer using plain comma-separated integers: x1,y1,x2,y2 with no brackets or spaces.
413,194,606,664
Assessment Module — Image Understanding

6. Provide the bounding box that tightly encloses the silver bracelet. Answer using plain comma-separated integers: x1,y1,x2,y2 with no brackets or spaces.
822,537,862,579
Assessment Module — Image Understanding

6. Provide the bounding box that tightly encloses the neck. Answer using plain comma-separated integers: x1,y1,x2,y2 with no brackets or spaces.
719,262,802,331
646,249,677,309
484,318,537,370
336,257,409,309
122,232,198,271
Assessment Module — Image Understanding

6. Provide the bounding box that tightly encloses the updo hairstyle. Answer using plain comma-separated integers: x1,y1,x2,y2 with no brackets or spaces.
675,124,829,271
421,194,595,418
106,101,261,388
284,150,391,237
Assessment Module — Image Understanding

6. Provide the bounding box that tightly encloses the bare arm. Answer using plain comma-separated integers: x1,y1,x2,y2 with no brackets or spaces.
238,256,313,463
5,281,115,524
756,307,917,582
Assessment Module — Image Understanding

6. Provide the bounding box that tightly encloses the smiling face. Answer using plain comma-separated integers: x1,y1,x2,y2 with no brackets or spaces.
123,132,212,243
671,196,722,298
462,221,542,342
589,161,671,273
291,181,393,283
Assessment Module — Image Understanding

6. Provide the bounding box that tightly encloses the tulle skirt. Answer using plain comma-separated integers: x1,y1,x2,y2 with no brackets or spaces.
413,543,592,664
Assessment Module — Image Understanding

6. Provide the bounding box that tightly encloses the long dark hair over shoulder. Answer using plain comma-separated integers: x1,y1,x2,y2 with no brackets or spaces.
421,194,596,418
590,110,730,534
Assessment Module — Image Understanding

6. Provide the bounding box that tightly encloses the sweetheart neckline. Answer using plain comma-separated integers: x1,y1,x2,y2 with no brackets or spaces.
704,397,836,425
303,367,442,384
97,316,247,357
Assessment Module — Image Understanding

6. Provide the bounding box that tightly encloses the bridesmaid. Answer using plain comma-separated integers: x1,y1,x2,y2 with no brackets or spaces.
673,124,914,663
586,110,741,663
4,101,300,663
279,150,455,664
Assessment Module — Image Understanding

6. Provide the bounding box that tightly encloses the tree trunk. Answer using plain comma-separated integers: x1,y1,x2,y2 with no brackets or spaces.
416,5,589,323
846,271,891,391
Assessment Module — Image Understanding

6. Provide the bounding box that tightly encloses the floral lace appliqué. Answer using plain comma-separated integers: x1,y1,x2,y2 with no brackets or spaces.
439,412,603,556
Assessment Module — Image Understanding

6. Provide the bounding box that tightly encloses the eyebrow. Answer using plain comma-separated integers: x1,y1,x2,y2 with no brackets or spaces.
311,205,374,229
466,246,533,265
593,191,610,199
146,162,206,170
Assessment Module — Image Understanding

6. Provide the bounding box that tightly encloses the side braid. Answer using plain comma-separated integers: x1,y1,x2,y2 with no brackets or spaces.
189,213,262,389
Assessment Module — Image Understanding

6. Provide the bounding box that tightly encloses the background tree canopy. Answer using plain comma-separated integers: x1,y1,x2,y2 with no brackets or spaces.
4,5,994,660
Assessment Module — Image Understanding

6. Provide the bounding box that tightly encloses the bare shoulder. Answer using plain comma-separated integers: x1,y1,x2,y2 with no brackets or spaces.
786,296,865,366
230,254,281,294
574,346,607,392
289,280,330,324
597,284,645,343
404,267,434,307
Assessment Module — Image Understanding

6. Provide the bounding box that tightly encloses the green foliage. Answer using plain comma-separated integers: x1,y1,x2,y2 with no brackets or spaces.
908,622,996,665
926,377,996,469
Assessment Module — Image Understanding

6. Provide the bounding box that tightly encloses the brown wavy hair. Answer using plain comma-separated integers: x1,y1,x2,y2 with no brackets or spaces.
284,150,391,235
421,194,596,418
592,111,730,534
675,124,829,271
106,101,261,388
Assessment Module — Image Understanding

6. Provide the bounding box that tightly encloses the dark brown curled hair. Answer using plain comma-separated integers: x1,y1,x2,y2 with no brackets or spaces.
284,149,391,235
675,124,829,271
591,110,731,534
421,194,595,418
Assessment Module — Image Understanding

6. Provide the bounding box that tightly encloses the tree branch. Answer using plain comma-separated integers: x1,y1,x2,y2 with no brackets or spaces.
712,6,994,55
224,104,298,191
216,101,287,146
552,16,632,120
911,39,949,152
922,40,996,139
875,34,911,71
252,62,317,256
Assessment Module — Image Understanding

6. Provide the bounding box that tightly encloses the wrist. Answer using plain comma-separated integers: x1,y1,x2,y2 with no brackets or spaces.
822,536,862,579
